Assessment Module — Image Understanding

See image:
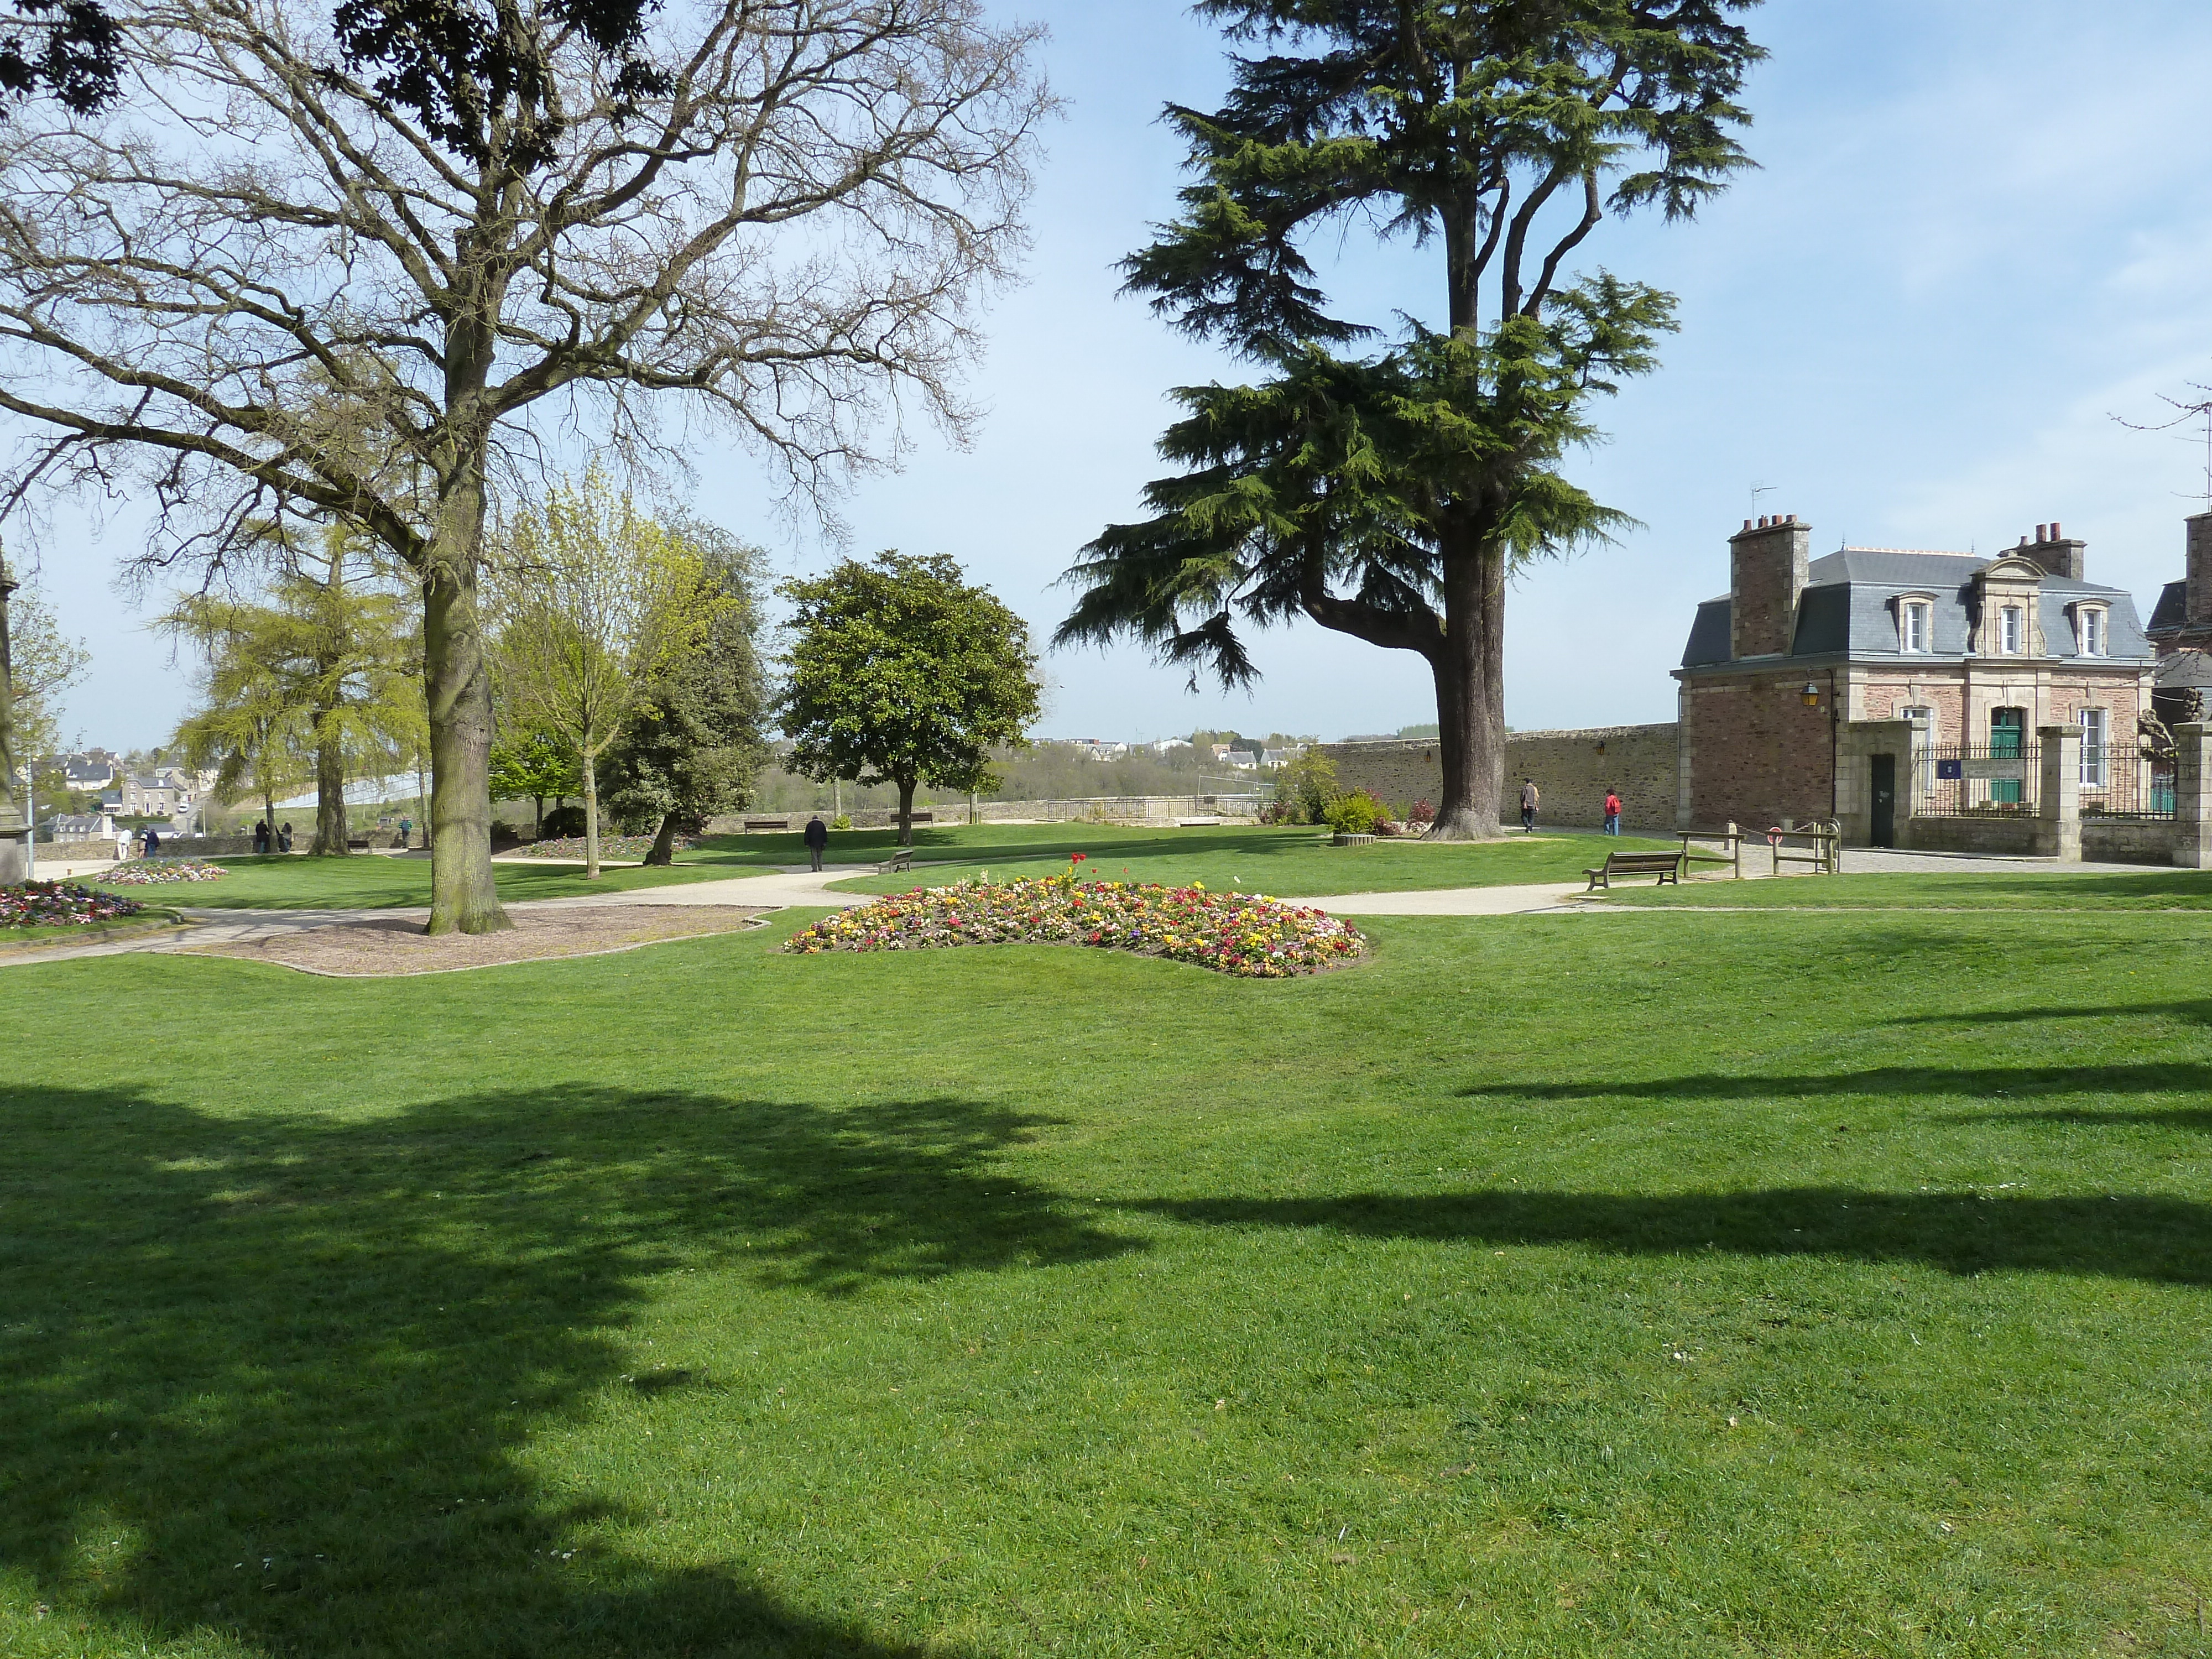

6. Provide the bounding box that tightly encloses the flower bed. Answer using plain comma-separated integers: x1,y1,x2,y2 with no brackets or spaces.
96,858,230,886
2,881,148,927
509,834,700,860
786,872,1366,978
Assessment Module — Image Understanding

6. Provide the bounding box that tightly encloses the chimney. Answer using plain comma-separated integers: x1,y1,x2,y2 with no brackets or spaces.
2022,520,2085,581
1729,513,1811,659
2188,510,2212,626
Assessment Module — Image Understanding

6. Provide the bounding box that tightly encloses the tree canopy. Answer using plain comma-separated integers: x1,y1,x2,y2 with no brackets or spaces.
0,0,1046,930
778,552,1039,846
1059,0,1762,838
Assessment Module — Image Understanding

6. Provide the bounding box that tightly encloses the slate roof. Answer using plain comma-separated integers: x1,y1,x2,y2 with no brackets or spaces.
1681,549,2151,669
2149,580,2188,635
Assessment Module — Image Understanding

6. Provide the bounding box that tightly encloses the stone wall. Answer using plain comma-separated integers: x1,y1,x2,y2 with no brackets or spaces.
1898,817,2044,857
1321,723,1679,831
2082,818,2182,865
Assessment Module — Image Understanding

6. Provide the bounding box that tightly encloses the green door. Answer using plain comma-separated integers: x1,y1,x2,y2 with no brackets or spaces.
1990,708,2025,805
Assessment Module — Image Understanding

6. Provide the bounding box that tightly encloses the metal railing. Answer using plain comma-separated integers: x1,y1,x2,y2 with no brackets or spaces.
1919,742,2041,817
2080,757,2176,821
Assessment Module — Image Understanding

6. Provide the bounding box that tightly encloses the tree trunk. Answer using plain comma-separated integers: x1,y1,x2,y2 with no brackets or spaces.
641,812,679,866
421,550,510,932
263,784,276,849
582,749,601,878
533,795,544,839
896,775,916,846
310,721,349,855
1425,533,1507,841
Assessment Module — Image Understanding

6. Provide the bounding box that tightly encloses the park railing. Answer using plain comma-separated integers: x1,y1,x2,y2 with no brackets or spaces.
1919,741,2041,817
2079,755,2176,821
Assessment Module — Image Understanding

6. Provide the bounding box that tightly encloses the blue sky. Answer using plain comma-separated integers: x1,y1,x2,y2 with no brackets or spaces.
22,0,2212,750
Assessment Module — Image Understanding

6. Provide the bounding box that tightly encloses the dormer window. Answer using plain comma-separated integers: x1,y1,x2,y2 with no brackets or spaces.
1899,598,1933,653
1999,605,2025,654
2074,603,2107,656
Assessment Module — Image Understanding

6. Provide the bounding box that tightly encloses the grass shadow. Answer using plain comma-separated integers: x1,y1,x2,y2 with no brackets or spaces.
0,1084,1136,1655
1143,1187,2212,1287
1457,1061,2212,1103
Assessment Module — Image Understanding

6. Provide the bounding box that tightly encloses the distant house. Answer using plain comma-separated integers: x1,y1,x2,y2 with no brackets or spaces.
1674,515,2152,834
1259,744,1307,769
1149,737,1193,755
1067,738,1129,761
61,750,118,790
43,811,114,841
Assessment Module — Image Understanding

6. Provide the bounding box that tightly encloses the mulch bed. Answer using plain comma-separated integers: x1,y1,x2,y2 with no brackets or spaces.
180,904,768,977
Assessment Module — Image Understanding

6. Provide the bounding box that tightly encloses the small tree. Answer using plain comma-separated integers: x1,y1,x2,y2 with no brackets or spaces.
1,565,88,765
1273,748,1337,826
489,472,730,878
162,524,424,854
488,730,581,841
778,552,1039,847
168,643,311,839
600,527,768,864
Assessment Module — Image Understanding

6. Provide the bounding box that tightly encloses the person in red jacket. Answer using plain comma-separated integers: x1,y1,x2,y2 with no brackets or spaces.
1603,790,1623,837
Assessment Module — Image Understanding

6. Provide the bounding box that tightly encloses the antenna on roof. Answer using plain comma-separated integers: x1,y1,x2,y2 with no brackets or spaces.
1750,482,1775,517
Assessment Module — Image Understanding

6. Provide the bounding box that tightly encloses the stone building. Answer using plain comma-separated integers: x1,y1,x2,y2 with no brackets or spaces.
1674,514,2154,837
2140,510,2212,725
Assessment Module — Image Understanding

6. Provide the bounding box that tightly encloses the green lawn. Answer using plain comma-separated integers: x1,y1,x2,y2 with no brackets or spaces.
88,850,781,910
4,909,2210,1654
821,821,1679,896
86,825,1680,910
1605,868,2212,910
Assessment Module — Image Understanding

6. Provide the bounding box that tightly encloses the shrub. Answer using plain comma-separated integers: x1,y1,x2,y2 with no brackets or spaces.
1274,749,1337,825
1322,790,1385,836
831,813,853,830
1407,798,1436,828
539,804,587,839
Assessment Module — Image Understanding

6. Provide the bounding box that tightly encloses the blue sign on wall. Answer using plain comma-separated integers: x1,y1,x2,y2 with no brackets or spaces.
1936,758,1964,780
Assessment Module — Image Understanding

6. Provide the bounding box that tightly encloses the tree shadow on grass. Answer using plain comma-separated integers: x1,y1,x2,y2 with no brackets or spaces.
1142,1187,2212,1288
1882,1001,2212,1030
0,1084,1135,1656
1458,1061,2212,1104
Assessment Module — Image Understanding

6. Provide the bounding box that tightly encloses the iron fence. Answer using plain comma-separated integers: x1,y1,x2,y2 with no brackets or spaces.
2080,755,2176,821
1918,742,2041,818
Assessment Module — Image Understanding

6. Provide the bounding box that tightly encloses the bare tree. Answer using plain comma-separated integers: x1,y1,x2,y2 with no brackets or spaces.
0,0,1047,930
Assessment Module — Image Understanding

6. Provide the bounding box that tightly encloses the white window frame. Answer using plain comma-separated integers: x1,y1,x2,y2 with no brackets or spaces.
2078,707,2108,789
2000,605,2025,654
1900,600,1932,653
2075,604,2107,657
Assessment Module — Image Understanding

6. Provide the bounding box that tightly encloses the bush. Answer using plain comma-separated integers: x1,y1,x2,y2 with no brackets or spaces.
1407,798,1436,828
1322,790,1385,836
831,813,853,830
1274,749,1337,825
540,804,586,839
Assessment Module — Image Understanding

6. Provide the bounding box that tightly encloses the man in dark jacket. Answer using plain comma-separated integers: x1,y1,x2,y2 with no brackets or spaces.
803,813,828,873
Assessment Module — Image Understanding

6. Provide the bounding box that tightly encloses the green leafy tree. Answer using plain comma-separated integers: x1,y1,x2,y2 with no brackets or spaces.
779,552,1040,846
600,527,769,864
487,730,581,840
163,524,425,855
1059,1,1762,839
1273,747,1337,825
489,471,733,878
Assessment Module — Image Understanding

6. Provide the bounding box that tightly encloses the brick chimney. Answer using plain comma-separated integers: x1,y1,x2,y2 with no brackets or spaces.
2017,520,2085,581
2188,510,2212,626
1729,513,1810,659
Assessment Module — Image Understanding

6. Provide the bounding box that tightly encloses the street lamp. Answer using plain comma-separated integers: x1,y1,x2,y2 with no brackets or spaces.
1800,681,1821,708
0,555,25,885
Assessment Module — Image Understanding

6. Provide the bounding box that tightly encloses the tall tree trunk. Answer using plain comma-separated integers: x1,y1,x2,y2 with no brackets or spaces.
263,782,275,849
1425,533,1507,841
642,811,679,866
533,795,544,839
310,719,349,855
896,775,916,846
582,750,601,878
422,549,510,932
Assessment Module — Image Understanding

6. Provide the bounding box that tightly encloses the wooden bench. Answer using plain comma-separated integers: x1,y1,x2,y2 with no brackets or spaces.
742,817,791,832
1584,850,1683,891
874,847,914,875
1177,815,1223,827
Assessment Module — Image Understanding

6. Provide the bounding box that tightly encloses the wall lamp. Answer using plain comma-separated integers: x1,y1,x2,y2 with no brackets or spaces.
1800,681,1822,707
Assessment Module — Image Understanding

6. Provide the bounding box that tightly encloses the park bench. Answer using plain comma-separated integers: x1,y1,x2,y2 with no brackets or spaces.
742,817,791,832
1177,815,1223,827
875,847,914,875
1584,849,1683,891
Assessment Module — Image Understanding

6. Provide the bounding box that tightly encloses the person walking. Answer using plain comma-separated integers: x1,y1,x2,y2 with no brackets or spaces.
1603,789,1623,837
803,812,829,873
143,824,160,857
253,820,270,854
114,826,131,863
1519,778,1540,833
278,822,294,853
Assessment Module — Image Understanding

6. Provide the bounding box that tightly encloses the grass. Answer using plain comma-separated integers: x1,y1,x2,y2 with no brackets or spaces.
86,825,1683,911
820,821,1681,897
4,906,2211,1655
1605,867,2212,910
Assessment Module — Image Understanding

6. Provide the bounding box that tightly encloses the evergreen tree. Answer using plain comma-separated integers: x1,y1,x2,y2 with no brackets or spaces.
1060,1,1762,838
600,528,768,864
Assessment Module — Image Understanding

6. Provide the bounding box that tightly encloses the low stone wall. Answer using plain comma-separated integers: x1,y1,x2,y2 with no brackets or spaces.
2082,818,2182,865
1323,723,1678,831
1900,817,2044,857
